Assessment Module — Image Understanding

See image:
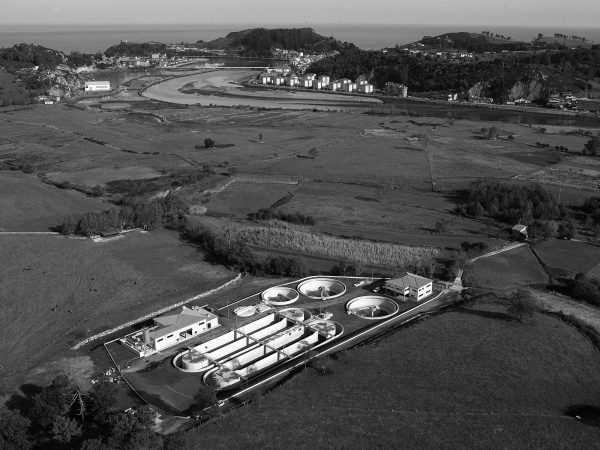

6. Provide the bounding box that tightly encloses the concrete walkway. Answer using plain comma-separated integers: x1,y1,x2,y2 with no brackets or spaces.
468,242,527,264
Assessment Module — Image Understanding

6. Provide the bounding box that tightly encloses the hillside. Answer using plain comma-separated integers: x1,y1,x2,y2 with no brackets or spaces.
535,34,595,49
0,43,67,69
417,32,529,52
309,44,600,103
196,27,347,57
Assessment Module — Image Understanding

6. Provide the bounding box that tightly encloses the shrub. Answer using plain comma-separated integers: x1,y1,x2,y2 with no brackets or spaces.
568,273,600,306
506,289,537,322
204,138,215,149
248,208,316,226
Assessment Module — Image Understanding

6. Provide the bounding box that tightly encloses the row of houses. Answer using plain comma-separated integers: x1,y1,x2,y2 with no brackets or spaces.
259,72,374,94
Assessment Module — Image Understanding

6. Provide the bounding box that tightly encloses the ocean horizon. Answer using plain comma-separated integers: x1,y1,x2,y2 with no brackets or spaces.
0,23,599,54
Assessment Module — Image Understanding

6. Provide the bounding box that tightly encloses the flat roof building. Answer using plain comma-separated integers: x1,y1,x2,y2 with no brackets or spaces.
385,273,433,302
120,306,220,357
84,81,111,92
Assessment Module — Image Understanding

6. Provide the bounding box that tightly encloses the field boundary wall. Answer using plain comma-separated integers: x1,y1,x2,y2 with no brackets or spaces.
71,273,243,350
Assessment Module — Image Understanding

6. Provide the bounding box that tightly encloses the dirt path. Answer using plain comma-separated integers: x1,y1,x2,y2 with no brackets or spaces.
469,242,526,263
527,288,600,334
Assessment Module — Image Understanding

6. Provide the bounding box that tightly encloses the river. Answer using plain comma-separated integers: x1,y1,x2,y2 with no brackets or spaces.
142,70,383,110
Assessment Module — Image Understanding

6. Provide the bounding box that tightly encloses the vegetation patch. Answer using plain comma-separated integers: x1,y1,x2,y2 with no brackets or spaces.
238,226,439,267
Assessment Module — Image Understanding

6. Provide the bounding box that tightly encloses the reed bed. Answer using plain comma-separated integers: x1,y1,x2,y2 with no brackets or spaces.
239,227,439,266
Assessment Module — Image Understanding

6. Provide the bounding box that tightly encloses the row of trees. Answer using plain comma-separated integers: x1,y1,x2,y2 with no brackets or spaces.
58,195,188,236
183,225,310,277
248,208,316,226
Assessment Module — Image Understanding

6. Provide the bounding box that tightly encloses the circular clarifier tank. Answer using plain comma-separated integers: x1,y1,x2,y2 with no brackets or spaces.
346,296,399,320
261,286,299,305
279,307,312,322
173,350,211,372
297,278,346,300
307,320,344,338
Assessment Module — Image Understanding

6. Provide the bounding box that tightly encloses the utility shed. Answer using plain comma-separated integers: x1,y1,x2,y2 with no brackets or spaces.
512,224,528,240
385,273,433,301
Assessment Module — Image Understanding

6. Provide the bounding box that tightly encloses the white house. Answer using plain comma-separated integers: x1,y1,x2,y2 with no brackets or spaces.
318,75,330,85
260,75,272,84
359,83,374,94
312,80,323,90
343,82,356,93
84,81,111,92
300,77,312,88
272,76,285,86
384,273,433,301
286,75,299,87
328,80,342,91
119,305,220,357
512,224,528,240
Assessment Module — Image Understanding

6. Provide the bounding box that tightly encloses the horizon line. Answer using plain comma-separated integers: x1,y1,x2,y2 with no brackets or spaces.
0,22,598,29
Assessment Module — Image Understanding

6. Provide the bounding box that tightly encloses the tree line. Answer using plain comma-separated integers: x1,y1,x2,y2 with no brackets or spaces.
248,208,316,226
57,195,187,237
182,224,310,277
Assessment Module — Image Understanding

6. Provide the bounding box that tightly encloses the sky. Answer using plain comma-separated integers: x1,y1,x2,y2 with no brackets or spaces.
2,0,599,28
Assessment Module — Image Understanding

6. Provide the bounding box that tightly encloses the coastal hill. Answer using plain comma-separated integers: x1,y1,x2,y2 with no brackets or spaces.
195,27,348,57
414,31,595,52
534,33,595,49
414,32,529,52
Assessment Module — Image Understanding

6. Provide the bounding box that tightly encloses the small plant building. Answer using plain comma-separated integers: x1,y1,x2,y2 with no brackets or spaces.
84,81,111,92
512,224,528,240
120,306,220,357
384,273,433,301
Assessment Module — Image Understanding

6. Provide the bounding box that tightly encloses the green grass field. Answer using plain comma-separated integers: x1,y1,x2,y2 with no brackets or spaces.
534,240,600,275
178,304,600,448
0,231,233,395
0,171,113,231
466,245,548,291
204,182,295,217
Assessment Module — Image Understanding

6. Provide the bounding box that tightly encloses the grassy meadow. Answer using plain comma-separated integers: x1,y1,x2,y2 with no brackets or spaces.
0,231,233,395
464,245,548,291
178,303,600,448
0,170,113,231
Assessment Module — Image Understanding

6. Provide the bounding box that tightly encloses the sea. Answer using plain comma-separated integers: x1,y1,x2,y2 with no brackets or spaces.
1,23,599,54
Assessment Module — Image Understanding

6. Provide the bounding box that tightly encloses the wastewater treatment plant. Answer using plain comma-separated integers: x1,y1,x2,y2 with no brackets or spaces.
106,274,443,416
